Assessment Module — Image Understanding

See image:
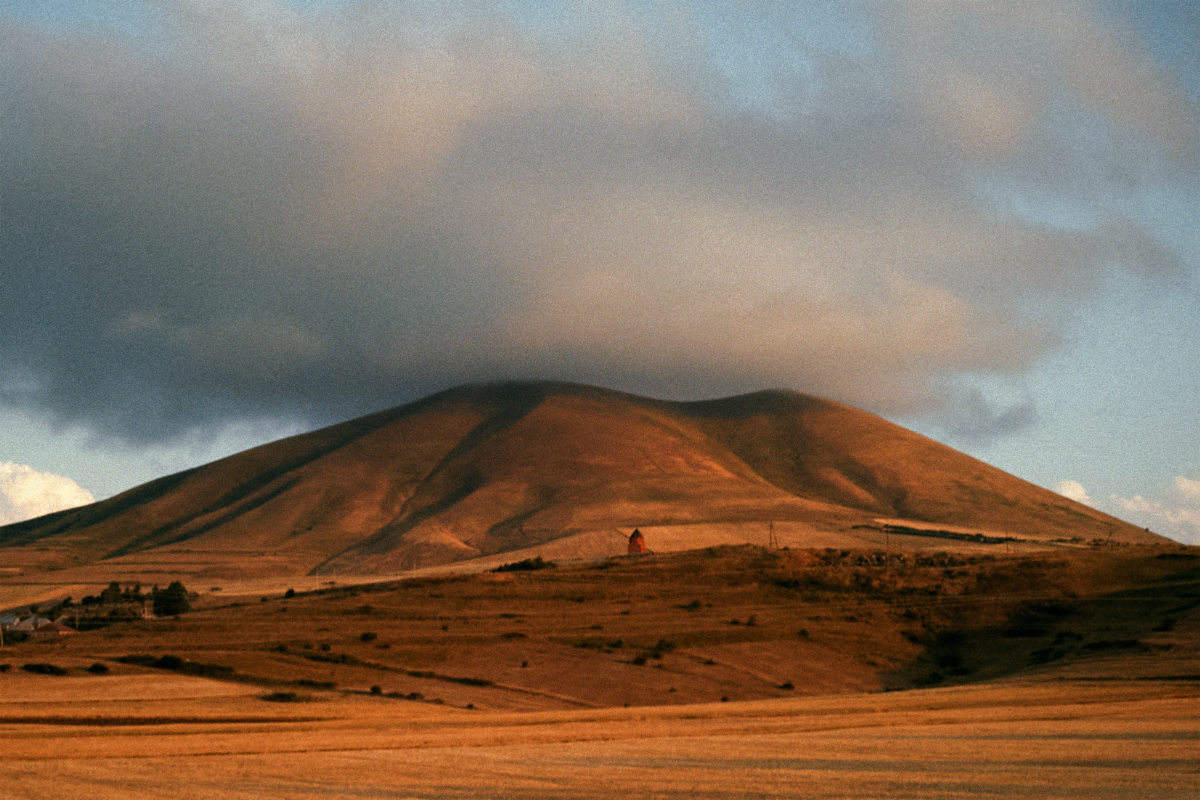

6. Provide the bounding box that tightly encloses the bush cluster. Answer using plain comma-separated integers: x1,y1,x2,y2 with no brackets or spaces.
117,654,233,678
493,557,555,573
21,663,69,676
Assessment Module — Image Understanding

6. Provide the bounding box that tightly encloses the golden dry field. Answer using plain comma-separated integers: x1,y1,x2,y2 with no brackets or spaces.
2,544,1198,798
2,675,1197,799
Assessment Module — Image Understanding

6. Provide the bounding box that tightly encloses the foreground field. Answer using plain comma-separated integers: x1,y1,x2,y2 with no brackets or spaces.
1,674,1197,799
2,544,1198,797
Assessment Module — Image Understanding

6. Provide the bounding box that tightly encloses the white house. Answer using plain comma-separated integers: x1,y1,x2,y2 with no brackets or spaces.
8,616,52,632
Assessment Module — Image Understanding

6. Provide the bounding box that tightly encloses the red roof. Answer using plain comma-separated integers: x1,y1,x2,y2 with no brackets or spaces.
31,621,77,637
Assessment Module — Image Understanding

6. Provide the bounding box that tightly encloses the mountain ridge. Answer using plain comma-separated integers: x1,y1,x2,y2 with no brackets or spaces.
1,381,1162,579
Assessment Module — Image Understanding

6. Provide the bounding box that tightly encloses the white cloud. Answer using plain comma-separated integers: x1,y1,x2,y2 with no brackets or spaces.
0,462,95,525
1055,479,1094,507
1109,476,1200,545
1175,476,1200,501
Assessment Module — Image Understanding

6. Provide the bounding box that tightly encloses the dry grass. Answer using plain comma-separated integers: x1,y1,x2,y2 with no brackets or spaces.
1,676,1196,798
6,545,1198,706
1,383,1160,584
2,544,1197,797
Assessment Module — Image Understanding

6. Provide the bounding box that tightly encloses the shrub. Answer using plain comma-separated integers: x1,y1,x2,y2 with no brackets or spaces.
493,557,555,573
22,663,69,676
284,588,296,598
261,691,312,703
370,685,382,695
651,639,676,657
117,654,157,667
445,676,493,687
86,663,110,675
116,654,233,678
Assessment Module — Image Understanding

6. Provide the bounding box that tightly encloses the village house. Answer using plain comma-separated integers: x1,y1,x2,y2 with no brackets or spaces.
29,621,78,641
8,616,52,633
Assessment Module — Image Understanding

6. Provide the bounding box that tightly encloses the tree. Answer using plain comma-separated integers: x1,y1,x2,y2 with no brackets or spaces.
153,581,191,616
99,582,122,604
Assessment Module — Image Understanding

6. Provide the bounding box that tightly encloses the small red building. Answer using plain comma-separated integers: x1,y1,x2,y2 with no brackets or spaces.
627,529,646,555
29,621,77,641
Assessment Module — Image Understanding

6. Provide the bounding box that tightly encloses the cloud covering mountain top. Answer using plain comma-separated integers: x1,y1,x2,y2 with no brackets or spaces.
2,1,1195,451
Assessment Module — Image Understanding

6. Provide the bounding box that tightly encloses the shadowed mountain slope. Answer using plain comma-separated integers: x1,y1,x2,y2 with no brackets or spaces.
1,382,1162,577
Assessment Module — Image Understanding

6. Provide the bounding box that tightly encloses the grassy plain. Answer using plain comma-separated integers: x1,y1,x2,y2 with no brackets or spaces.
2,544,1198,797
2,677,1197,799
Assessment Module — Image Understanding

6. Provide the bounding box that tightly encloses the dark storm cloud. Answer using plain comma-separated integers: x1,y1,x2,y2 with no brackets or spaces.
1,1,1195,444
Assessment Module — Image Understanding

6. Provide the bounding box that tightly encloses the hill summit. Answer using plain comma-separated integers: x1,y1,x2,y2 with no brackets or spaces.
0,382,1161,579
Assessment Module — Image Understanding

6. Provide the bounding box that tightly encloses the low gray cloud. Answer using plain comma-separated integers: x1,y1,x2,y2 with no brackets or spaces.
2,1,1195,445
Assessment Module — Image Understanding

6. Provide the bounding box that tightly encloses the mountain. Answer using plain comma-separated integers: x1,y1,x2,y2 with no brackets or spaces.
0,382,1162,579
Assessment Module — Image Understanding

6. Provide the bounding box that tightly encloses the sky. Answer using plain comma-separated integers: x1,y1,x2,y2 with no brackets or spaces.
1,0,1198,543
